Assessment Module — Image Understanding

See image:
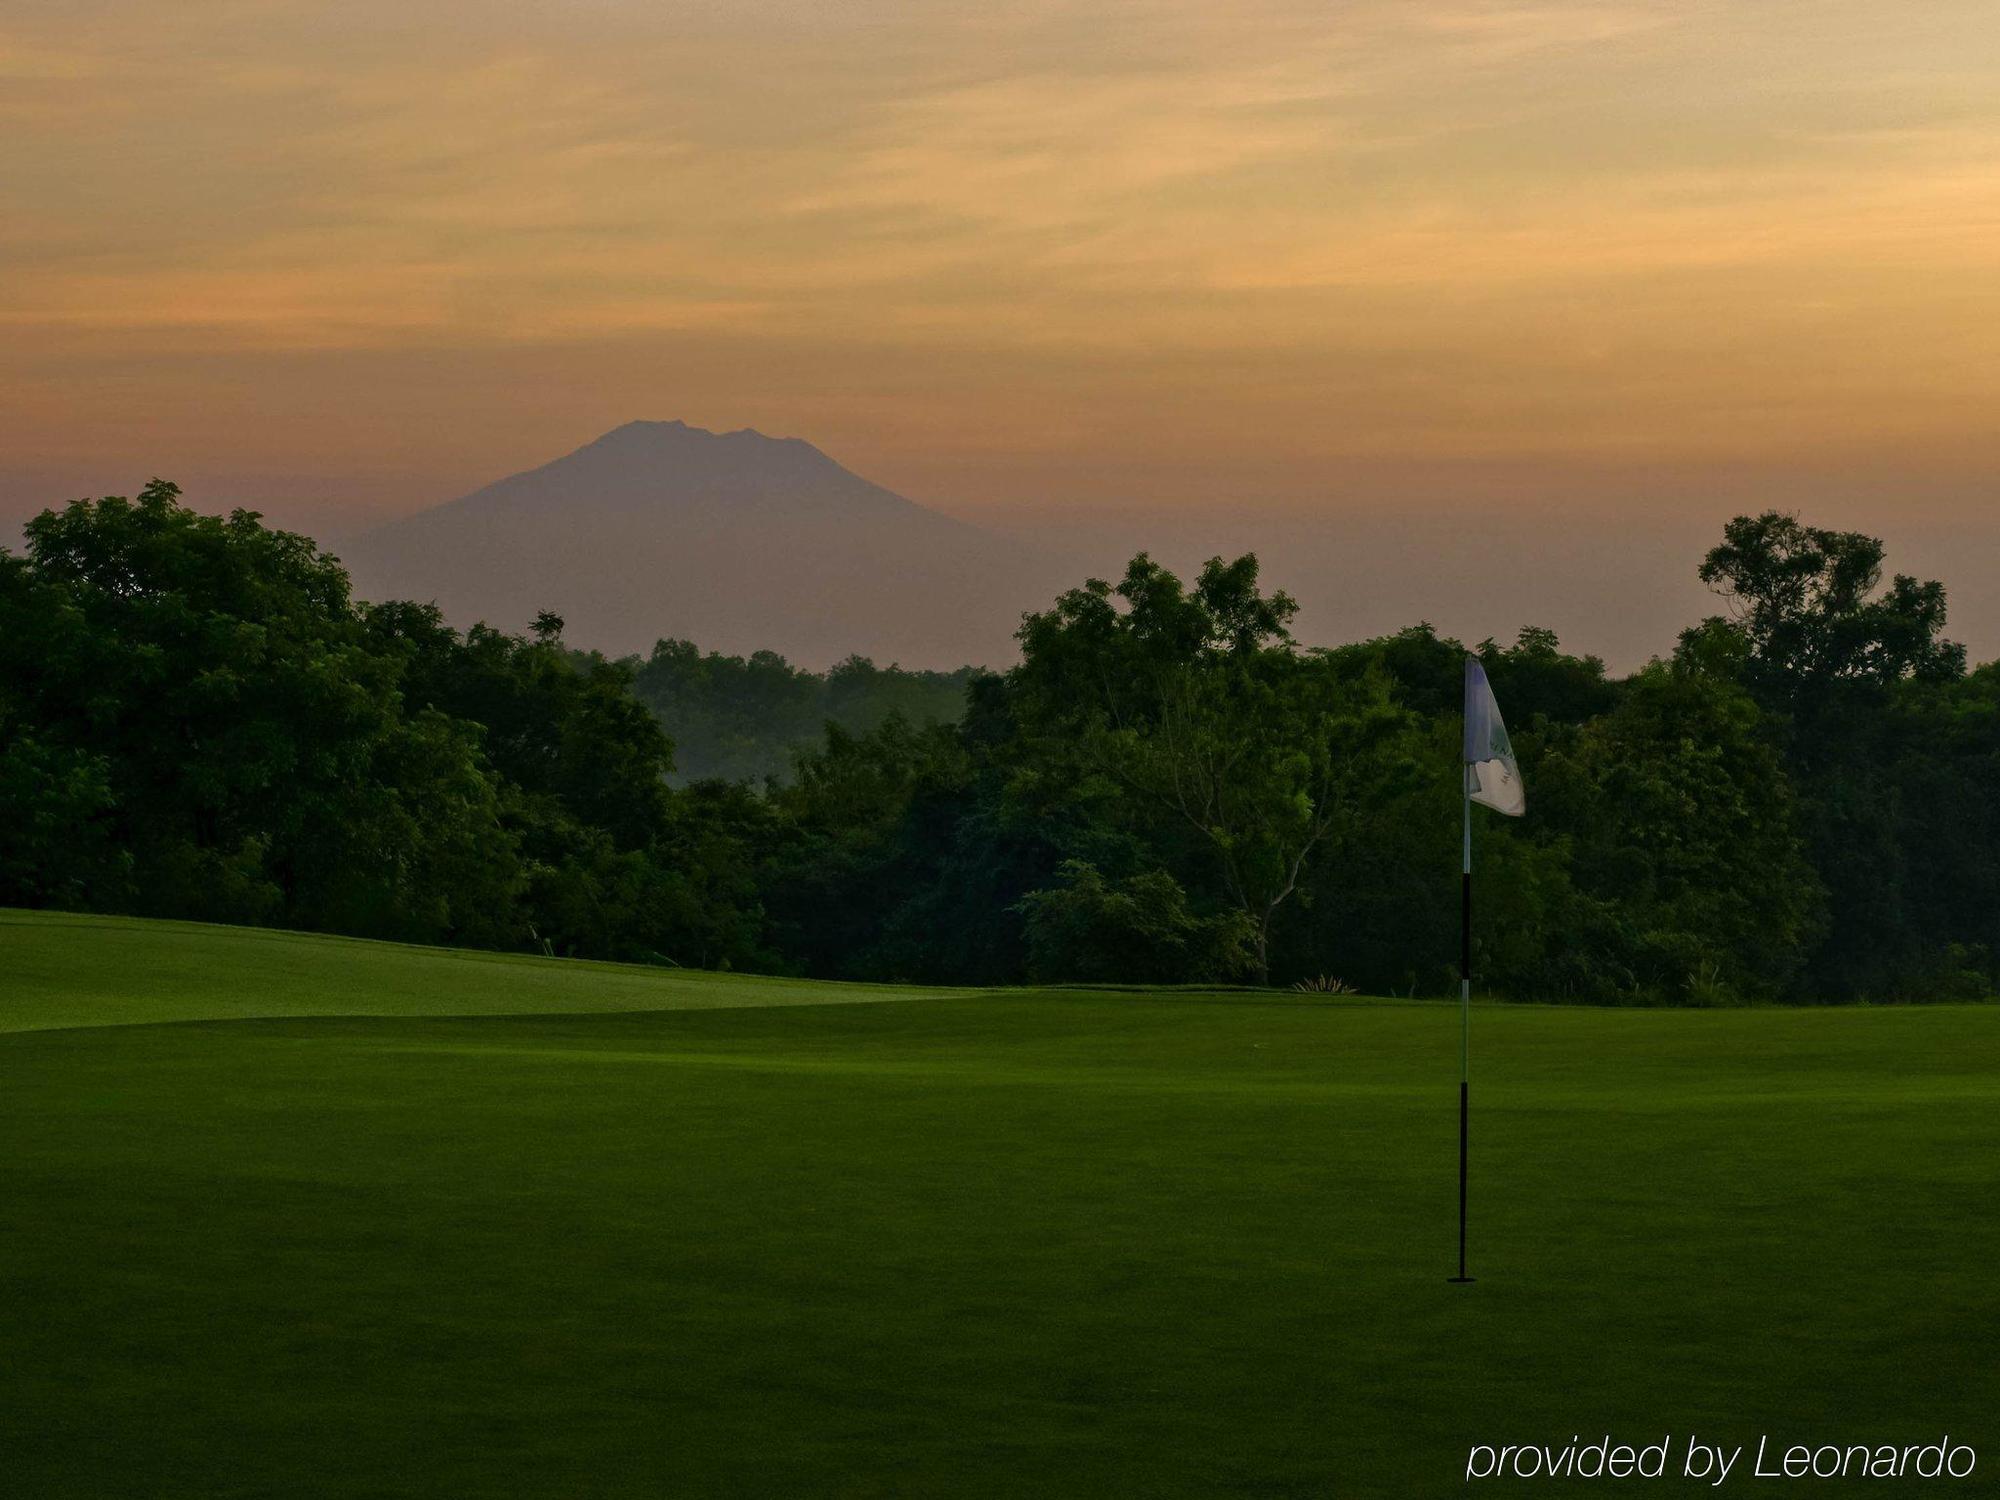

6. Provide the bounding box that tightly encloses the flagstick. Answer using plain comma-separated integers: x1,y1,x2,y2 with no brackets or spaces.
1451,778,1475,1284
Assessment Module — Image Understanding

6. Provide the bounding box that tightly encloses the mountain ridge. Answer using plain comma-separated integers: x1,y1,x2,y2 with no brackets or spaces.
340,421,1051,668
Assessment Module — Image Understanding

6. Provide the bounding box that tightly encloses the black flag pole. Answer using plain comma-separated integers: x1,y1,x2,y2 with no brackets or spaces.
1455,654,1521,1284
1451,777,1475,1284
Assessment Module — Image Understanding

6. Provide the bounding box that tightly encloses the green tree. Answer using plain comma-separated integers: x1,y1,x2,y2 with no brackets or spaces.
1011,554,1410,983
362,601,687,957
762,716,979,980
1016,860,1252,984
1535,659,1824,1002
1688,511,1964,704
1682,513,1980,999
624,639,975,784
0,729,128,909
0,482,519,936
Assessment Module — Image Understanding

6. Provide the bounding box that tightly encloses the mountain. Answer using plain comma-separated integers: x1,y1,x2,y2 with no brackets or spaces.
340,421,1057,667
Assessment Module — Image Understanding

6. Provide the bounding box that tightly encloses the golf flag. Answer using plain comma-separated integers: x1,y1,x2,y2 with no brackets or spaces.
1454,656,1524,1284
1463,659,1525,818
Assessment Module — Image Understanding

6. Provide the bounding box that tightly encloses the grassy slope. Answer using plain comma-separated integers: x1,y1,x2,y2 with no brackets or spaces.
0,909,973,1033
3,911,1997,1497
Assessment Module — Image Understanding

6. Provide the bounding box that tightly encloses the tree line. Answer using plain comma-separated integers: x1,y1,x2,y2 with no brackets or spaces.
621,640,973,784
3,481,1994,1003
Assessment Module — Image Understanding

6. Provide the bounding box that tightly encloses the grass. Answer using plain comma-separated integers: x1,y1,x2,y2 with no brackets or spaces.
3,910,1997,1496
0,909,973,1034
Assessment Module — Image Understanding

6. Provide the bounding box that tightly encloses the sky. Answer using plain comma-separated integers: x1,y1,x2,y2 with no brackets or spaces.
4,1,1996,662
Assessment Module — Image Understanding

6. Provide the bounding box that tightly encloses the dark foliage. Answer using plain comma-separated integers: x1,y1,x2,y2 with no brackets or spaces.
2,490,1990,1002
624,639,975,784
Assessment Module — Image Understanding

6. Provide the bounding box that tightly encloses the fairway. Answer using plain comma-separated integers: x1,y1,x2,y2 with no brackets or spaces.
4,913,1997,1496
0,910,973,1034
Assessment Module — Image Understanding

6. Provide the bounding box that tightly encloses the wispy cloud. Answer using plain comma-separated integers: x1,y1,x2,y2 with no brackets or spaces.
1,0,1996,498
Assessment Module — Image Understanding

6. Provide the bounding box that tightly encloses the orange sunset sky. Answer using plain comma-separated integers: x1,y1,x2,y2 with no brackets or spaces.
4,1,1996,659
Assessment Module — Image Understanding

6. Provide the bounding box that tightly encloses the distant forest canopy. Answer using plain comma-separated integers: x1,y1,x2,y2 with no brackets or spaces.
621,641,973,784
4,481,1996,1004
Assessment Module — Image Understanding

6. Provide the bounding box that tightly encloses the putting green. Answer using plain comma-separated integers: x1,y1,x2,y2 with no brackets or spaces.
0,909,973,1033
2,911,1996,1496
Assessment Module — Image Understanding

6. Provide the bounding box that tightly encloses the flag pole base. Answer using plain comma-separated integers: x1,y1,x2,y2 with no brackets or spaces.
1447,1276,1476,1284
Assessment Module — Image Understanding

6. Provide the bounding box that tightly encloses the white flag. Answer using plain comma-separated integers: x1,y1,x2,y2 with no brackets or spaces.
1463,658,1525,817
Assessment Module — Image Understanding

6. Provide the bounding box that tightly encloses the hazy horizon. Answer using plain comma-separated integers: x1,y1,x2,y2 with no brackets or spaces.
5,1,1996,665
7,418,1993,674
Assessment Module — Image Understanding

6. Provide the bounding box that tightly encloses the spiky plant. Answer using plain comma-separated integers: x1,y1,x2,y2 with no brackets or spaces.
1290,974,1355,995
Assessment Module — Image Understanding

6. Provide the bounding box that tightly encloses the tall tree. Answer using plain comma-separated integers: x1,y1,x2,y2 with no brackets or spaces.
1682,513,1982,998
1533,659,1825,1002
1688,512,1964,706
0,483,519,937
1012,554,1410,983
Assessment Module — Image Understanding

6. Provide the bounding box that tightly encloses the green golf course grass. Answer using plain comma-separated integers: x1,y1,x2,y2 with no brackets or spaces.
3,910,1996,1496
0,909,974,1034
